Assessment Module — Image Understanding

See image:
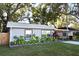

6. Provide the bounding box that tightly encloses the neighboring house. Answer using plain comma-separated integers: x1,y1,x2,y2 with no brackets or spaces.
55,27,79,40
7,22,55,42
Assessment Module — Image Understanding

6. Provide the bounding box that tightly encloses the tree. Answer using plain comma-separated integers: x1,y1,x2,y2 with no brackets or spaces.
69,3,79,19
32,3,79,29
0,3,30,32
32,3,66,25
32,3,71,27
55,14,77,28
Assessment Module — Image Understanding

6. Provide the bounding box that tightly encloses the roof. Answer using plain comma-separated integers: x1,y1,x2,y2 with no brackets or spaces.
7,22,55,30
57,27,79,31
58,27,77,30
55,29,69,31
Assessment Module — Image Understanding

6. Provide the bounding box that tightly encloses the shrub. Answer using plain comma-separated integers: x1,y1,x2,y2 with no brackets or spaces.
74,32,79,40
10,42,15,45
13,36,18,40
27,36,39,44
74,36,79,40
11,34,55,45
41,34,55,42
13,36,26,45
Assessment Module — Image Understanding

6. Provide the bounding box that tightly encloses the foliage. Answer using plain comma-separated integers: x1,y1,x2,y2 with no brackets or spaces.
13,36,18,40
0,3,30,32
1,3,79,32
11,36,26,45
32,3,66,25
74,32,79,40
11,34,56,45
69,3,79,19
75,36,79,40
41,34,55,43
74,32,79,36
0,3,79,32
0,3,30,20
26,36,39,44
11,35,40,45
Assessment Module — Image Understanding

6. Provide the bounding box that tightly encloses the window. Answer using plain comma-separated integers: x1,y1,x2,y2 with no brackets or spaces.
42,30,50,35
63,32,66,36
25,29,32,41
25,30,32,35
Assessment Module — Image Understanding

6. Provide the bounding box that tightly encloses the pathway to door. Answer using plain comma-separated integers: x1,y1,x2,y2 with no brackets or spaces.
60,40,79,45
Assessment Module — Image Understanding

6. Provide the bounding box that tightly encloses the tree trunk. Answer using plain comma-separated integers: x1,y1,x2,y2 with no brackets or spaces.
2,21,9,32
1,15,10,32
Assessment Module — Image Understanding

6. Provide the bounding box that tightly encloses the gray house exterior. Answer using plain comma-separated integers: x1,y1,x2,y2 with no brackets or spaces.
7,22,55,42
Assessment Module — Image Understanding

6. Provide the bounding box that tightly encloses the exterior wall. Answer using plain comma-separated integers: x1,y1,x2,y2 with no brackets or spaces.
9,28,54,42
24,29,32,41
57,32,63,36
33,29,42,37
10,28,24,42
50,30,54,34
42,30,54,36
68,31,73,36
42,30,50,34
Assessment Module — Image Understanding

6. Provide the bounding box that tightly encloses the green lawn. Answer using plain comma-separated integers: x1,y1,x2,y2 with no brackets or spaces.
0,42,79,56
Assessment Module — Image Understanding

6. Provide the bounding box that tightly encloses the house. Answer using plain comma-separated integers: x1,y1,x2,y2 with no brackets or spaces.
7,22,55,42
55,27,79,40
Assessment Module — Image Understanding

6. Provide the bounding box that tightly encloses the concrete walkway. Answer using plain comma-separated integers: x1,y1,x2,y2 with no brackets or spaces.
61,41,79,45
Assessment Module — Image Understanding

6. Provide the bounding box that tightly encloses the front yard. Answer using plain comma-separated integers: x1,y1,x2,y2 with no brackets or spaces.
0,42,79,56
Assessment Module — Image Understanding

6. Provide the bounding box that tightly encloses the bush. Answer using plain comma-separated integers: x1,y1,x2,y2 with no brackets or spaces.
13,36,26,45
74,36,79,40
27,36,39,44
11,34,55,45
10,42,15,45
13,36,18,40
41,34,55,42
74,32,79,40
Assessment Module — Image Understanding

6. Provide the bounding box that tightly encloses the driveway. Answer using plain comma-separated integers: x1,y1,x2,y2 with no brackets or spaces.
60,41,79,45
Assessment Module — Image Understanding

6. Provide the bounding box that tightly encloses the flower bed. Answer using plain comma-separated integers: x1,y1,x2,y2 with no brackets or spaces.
9,34,56,47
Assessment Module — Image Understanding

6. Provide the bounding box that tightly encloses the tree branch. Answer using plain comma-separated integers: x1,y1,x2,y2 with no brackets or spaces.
9,3,14,7
11,3,21,15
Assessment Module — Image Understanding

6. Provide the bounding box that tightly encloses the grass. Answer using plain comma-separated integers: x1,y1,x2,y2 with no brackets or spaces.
0,42,79,56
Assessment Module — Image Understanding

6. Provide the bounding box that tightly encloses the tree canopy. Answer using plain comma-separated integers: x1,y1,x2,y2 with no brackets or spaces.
32,3,66,25
0,3,79,32
0,3,31,32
